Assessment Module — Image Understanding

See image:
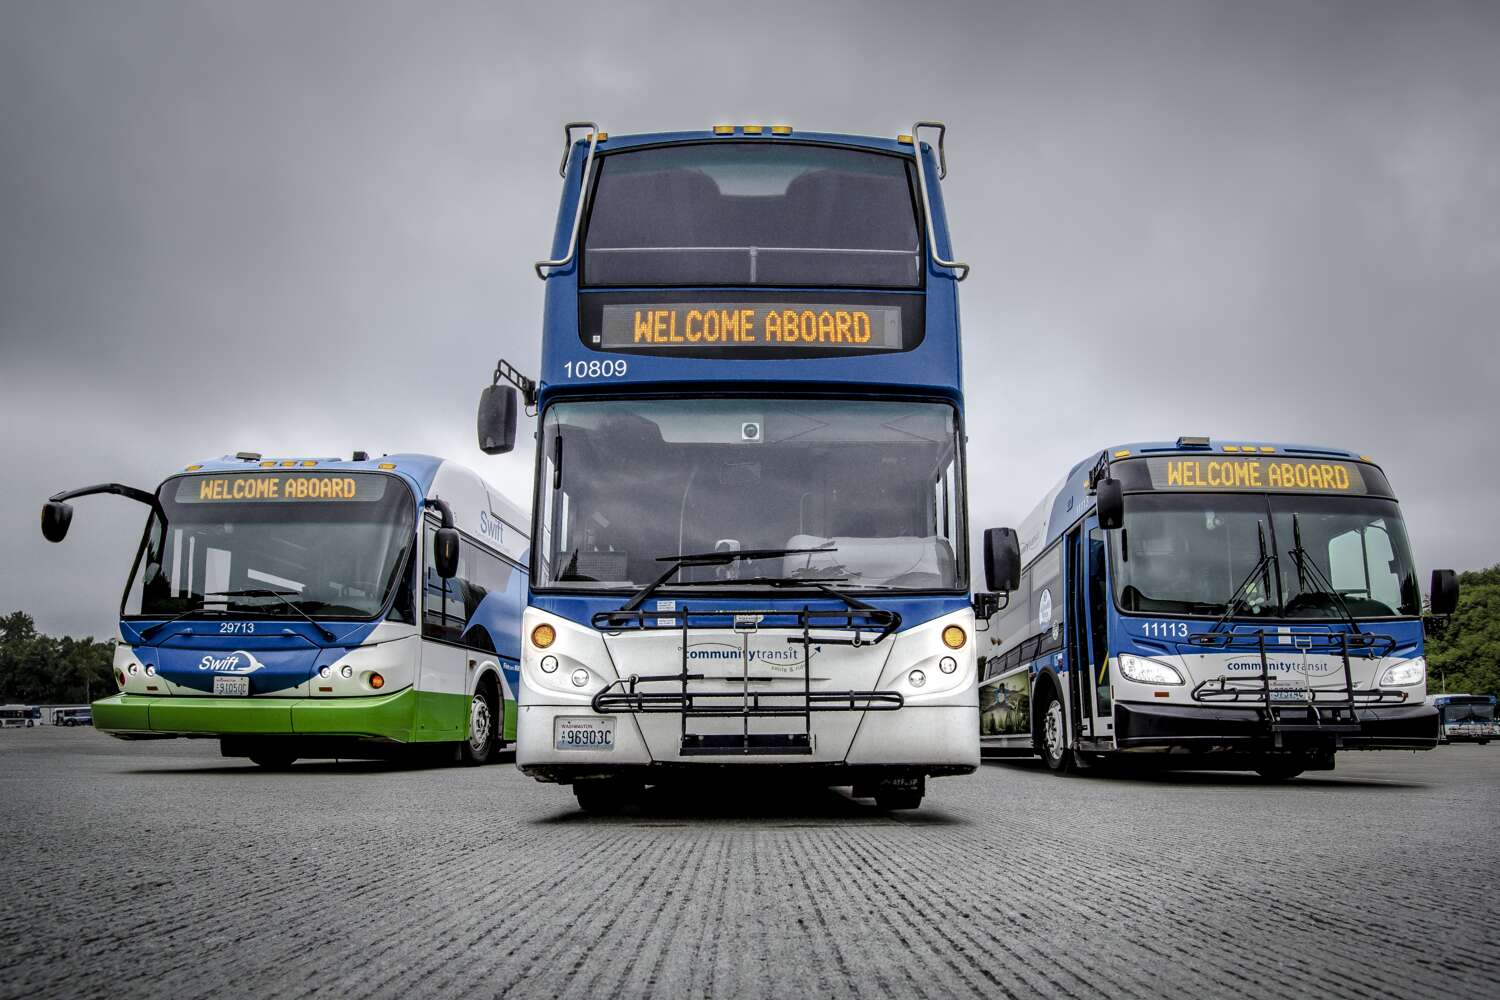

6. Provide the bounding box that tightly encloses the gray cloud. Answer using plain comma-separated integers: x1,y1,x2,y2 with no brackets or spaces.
2,0,1497,636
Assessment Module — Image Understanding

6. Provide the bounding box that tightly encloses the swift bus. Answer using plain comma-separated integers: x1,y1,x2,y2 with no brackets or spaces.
41,453,528,767
1432,694,1496,744
977,438,1457,779
477,121,1000,811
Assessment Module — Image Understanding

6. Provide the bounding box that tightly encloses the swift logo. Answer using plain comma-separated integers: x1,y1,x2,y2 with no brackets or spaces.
197,650,266,675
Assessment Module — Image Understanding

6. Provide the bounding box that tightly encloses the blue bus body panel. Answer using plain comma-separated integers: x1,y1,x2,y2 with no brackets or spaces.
533,593,971,633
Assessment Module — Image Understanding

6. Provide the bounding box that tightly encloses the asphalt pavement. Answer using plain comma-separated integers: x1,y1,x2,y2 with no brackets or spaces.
1,728,1496,999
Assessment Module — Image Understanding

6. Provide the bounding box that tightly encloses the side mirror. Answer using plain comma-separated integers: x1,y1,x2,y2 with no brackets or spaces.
983,527,1021,593
434,526,460,580
477,384,518,455
972,592,1001,621
40,501,73,543
1096,477,1125,530
1429,569,1459,617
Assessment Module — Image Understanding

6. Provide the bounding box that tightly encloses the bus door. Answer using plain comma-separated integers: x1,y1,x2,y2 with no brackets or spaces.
1065,520,1113,742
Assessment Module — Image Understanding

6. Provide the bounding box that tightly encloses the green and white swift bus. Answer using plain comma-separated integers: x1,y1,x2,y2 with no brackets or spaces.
41,453,528,767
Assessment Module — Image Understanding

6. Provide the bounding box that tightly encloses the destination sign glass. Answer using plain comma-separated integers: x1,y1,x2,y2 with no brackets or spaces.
174,473,389,504
598,303,903,352
1144,456,1368,494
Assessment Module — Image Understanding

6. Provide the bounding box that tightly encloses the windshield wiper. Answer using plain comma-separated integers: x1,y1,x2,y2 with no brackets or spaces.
619,546,837,612
660,575,882,611
205,589,338,641
1287,514,1362,634
1209,521,1278,633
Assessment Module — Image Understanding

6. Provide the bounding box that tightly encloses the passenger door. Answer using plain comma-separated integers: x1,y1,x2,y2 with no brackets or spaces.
1066,520,1113,741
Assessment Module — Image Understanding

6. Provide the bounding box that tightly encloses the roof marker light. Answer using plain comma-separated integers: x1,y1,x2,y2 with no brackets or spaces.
378,462,396,470
1359,455,1375,463
897,134,913,144
771,124,793,135
1223,445,1241,453
1259,446,1276,454
595,132,608,141
742,124,763,135
260,461,276,468
1113,449,1131,459
712,124,734,135
280,460,296,468
302,461,317,467
185,465,202,471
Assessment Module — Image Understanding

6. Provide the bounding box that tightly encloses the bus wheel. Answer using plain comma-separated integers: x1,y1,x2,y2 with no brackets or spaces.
574,779,636,815
874,776,924,810
458,683,498,766
1039,691,1073,773
248,750,297,769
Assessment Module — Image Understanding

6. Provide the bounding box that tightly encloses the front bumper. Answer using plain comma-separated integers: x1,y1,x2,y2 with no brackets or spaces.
1115,700,1439,751
91,689,418,741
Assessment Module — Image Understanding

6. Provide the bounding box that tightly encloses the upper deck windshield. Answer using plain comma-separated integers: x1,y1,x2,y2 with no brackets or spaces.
581,143,921,288
124,472,417,620
536,398,965,593
1112,493,1420,620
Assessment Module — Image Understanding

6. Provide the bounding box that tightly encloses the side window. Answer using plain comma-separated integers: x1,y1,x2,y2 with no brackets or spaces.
422,523,464,643
424,522,516,647
988,569,1032,673
1030,545,1063,644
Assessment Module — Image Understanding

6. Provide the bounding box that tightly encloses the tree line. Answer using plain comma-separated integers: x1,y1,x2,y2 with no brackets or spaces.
1425,565,1500,698
0,611,115,705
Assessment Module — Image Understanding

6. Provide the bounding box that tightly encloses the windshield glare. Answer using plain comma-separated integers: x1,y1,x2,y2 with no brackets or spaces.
537,398,965,592
125,473,417,619
1113,493,1419,619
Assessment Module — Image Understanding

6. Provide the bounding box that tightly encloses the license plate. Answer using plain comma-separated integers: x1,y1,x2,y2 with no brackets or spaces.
1269,689,1309,702
555,717,615,751
213,675,250,697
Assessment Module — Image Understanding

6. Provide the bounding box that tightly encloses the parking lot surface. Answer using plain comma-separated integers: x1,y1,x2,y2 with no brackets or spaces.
1,728,1496,999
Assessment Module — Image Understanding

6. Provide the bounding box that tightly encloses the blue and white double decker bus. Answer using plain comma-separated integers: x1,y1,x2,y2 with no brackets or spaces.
41,453,528,767
977,438,1458,779
478,122,991,811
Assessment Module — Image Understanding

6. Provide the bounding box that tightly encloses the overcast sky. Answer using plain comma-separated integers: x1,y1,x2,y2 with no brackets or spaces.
2,1,1497,637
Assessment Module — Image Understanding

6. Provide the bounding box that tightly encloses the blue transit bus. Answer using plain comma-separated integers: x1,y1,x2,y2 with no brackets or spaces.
1432,694,1497,744
477,122,992,811
41,453,528,767
976,438,1458,779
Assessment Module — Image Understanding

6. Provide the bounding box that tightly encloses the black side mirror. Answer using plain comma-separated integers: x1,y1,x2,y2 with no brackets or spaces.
1096,477,1125,530
434,526,460,580
984,527,1021,593
40,501,73,543
972,592,1001,621
477,384,518,455
1429,569,1459,617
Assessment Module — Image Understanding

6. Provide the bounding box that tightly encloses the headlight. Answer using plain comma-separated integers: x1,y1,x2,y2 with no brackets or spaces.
1381,656,1425,687
570,669,589,688
1118,653,1184,686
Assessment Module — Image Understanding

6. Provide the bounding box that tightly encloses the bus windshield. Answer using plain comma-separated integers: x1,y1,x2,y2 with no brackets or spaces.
124,472,418,620
1441,701,1495,722
536,398,964,592
582,143,921,288
1113,493,1420,619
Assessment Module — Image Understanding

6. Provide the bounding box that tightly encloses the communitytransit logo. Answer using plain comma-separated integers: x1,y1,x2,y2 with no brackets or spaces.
196,650,267,675
684,642,819,674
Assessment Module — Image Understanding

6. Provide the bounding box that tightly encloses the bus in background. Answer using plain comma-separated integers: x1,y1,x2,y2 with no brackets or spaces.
50,706,93,726
1,705,41,728
477,122,994,811
977,438,1458,780
1432,694,1497,744
41,453,528,768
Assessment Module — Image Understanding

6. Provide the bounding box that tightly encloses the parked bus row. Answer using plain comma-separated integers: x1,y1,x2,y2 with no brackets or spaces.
37,123,1470,810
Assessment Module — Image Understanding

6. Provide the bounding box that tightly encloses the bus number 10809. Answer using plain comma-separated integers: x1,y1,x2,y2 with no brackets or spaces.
564,360,628,379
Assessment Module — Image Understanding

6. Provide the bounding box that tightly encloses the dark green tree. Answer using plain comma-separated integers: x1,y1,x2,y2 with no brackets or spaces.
1425,565,1500,697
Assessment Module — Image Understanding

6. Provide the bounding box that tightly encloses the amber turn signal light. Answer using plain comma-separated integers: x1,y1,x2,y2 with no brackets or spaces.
369,672,385,690
942,625,967,649
531,623,557,649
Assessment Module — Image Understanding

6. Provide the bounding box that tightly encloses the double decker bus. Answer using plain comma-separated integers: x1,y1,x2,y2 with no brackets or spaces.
41,453,527,767
478,122,993,811
977,438,1458,779
1432,694,1497,744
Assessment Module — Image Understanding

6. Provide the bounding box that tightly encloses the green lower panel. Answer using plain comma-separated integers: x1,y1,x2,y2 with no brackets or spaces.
411,689,468,743
503,698,517,743
92,689,419,741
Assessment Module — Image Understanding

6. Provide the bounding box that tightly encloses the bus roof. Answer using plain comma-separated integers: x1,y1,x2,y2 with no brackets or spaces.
569,127,919,156
1016,439,1379,565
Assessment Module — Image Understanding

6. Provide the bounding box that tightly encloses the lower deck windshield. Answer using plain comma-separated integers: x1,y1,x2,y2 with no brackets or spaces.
1439,700,1495,723
1113,493,1420,619
124,472,418,620
536,398,965,592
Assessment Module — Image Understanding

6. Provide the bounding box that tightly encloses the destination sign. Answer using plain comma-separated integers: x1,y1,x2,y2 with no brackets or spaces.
1145,456,1368,494
175,473,388,503
599,303,902,351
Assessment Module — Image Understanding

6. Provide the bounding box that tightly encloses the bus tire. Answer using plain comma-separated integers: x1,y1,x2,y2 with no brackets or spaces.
248,750,297,769
458,678,499,766
574,779,635,815
1038,689,1073,773
1254,760,1305,781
